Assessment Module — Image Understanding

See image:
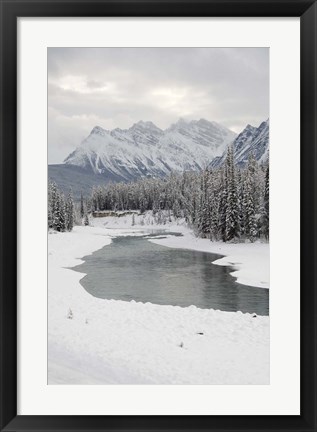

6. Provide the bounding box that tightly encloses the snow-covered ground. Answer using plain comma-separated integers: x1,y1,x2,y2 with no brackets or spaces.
48,215,269,384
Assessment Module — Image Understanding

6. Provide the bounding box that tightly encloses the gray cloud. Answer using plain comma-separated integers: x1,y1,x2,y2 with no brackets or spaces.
48,47,269,164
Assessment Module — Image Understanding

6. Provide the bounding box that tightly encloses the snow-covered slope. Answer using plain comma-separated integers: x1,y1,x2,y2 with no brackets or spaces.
209,119,269,168
64,119,236,180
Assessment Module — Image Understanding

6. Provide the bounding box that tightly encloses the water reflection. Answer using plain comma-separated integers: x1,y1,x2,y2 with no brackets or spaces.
71,234,269,316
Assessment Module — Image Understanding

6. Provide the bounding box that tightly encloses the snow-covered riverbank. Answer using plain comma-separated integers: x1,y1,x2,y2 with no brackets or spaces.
48,218,269,384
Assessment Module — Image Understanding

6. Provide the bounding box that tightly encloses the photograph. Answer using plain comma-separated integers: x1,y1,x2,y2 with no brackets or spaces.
47,47,270,385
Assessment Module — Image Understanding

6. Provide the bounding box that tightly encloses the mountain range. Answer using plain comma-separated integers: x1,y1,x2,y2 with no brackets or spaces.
48,118,269,198
64,119,236,179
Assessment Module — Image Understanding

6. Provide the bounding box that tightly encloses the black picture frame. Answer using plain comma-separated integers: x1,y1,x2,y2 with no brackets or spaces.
0,0,316,431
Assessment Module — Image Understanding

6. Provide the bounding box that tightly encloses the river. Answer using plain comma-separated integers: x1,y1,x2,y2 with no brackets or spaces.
71,232,269,315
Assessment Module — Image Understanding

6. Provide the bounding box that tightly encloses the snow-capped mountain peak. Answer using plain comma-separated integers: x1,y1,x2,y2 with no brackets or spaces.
64,118,237,180
133,120,161,129
90,126,108,137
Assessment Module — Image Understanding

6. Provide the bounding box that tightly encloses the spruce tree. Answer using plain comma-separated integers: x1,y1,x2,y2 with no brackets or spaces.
236,170,245,236
244,154,258,242
52,187,61,231
225,146,240,241
59,194,66,232
198,195,211,238
80,192,85,218
66,190,74,231
260,165,269,239
48,182,54,229
217,167,227,241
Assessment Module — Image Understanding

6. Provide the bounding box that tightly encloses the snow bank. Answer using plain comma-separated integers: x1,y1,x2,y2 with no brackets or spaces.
48,222,269,384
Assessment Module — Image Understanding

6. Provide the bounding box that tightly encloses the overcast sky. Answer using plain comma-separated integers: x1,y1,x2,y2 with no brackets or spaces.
48,47,269,164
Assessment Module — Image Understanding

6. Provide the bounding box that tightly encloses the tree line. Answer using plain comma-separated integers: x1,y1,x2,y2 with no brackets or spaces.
90,149,269,242
48,148,269,242
48,182,75,232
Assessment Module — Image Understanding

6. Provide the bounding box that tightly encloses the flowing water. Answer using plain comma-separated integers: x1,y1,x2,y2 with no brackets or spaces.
71,232,269,315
